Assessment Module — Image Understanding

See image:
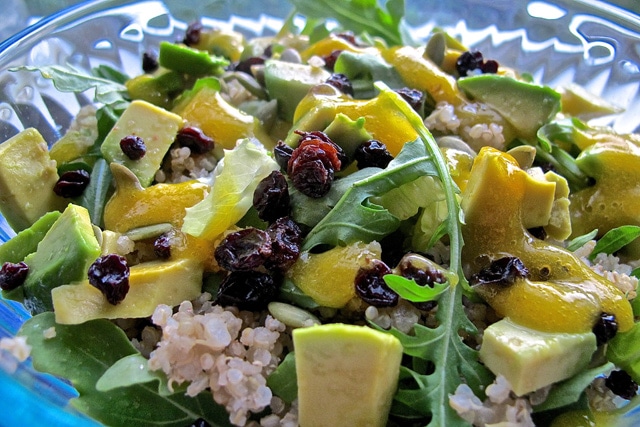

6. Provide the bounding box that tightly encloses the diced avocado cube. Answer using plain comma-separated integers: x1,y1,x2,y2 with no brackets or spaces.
293,323,403,427
100,100,184,187
264,60,331,122
0,211,61,264
0,128,66,231
479,318,597,396
52,258,203,324
22,204,101,314
158,41,229,76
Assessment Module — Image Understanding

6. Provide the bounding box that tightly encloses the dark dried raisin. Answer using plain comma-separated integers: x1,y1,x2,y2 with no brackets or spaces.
0,261,29,291
456,50,499,77
183,21,203,46
88,254,130,305
187,418,211,427
234,56,266,75
336,31,358,45
322,50,342,71
253,170,290,223
470,256,528,287
593,312,618,346
481,59,499,74
396,87,425,113
354,140,393,169
216,271,278,310
355,259,398,307
215,228,272,271
175,126,214,154
295,130,347,169
53,169,91,198
397,258,446,311
142,50,159,73
326,73,353,96
154,233,172,259
265,217,303,272
605,370,638,400
120,135,147,160
274,141,294,170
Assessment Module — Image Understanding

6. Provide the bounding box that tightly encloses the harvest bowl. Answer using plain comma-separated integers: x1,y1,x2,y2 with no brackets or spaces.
1,0,640,425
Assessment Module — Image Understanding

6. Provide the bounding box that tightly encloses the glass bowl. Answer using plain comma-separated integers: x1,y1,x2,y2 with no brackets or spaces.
0,0,639,425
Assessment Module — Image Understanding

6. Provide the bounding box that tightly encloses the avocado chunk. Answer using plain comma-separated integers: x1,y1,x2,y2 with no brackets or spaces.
293,323,403,427
0,211,61,264
100,100,184,187
52,258,203,324
264,60,331,122
479,318,597,396
0,128,66,231
457,74,561,140
158,41,229,77
21,204,101,314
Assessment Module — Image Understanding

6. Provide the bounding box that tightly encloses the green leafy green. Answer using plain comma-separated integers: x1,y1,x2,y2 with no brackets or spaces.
92,64,130,85
289,0,415,46
266,352,298,403
566,229,598,252
333,51,406,98
19,312,232,427
384,274,448,302
589,225,640,261
77,158,112,227
607,322,640,383
96,353,174,396
278,278,320,309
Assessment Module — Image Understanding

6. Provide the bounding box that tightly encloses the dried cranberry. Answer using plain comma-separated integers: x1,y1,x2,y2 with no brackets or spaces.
216,271,278,310
215,228,272,271
355,259,398,307
605,370,638,400
398,259,446,311
325,73,353,96
0,261,29,291
153,233,172,259
274,141,294,170
175,126,214,154
396,87,425,113
120,135,146,160
593,312,618,346
183,21,203,46
187,418,211,427
481,59,499,74
53,169,91,198
253,170,290,223
142,50,159,73
322,50,343,71
354,140,393,169
234,56,266,75
470,256,528,287
295,130,347,169
88,254,130,305
335,31,358,45
456,50,499,77
265,217,302,272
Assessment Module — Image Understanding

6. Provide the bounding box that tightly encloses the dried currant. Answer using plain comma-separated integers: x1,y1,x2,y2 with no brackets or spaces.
456,50,499,77
88,254,130,305
605,370,638,400
265,217,303,272
153,233,172,259
470,256,528,287
353,140,393,169
397,258,446,311
274,141,295,170
0,261,29,291
295,130,348,169
326,73,354,96
187,418,211,427
593,312,618,346
335,31,358,45
175,126,214,154
142,50,159,73
53,169,91,198
234,56,266,75
216,270,278,311
120,135,147,160
355,259,398,307
322,50,343,71
183,20,203,46
253,170,290,223
214,228,272,271
395,87,425,113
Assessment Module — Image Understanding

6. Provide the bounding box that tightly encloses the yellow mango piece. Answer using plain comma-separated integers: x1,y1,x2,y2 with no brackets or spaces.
301,34,379,61
52,258,203,324
287,241,382,308
173,85,273,150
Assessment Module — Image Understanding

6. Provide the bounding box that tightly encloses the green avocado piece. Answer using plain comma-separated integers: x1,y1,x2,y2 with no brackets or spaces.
0,128,66,232
264,60,331,122
158,41,229,76
21,204,101,314
479,318,597,396
458,74,561,140
125,70,187,109
293,323,403,427
0,211,61,264
323,113,373,160
100,100,184,187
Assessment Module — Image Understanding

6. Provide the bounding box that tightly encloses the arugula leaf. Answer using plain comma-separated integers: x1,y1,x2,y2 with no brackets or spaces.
334,51,406,98
12,64,129,108
266,352,298,403
384,274,448,302
589,225,640,261
96,353,175,396
607,321,640,383
77,158,112,227
289,0,415,46
566,229,598,252
19,312,232,427
92,64,130,85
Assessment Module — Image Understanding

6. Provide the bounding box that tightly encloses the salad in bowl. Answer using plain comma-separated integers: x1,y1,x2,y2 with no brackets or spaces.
1,0,640,426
